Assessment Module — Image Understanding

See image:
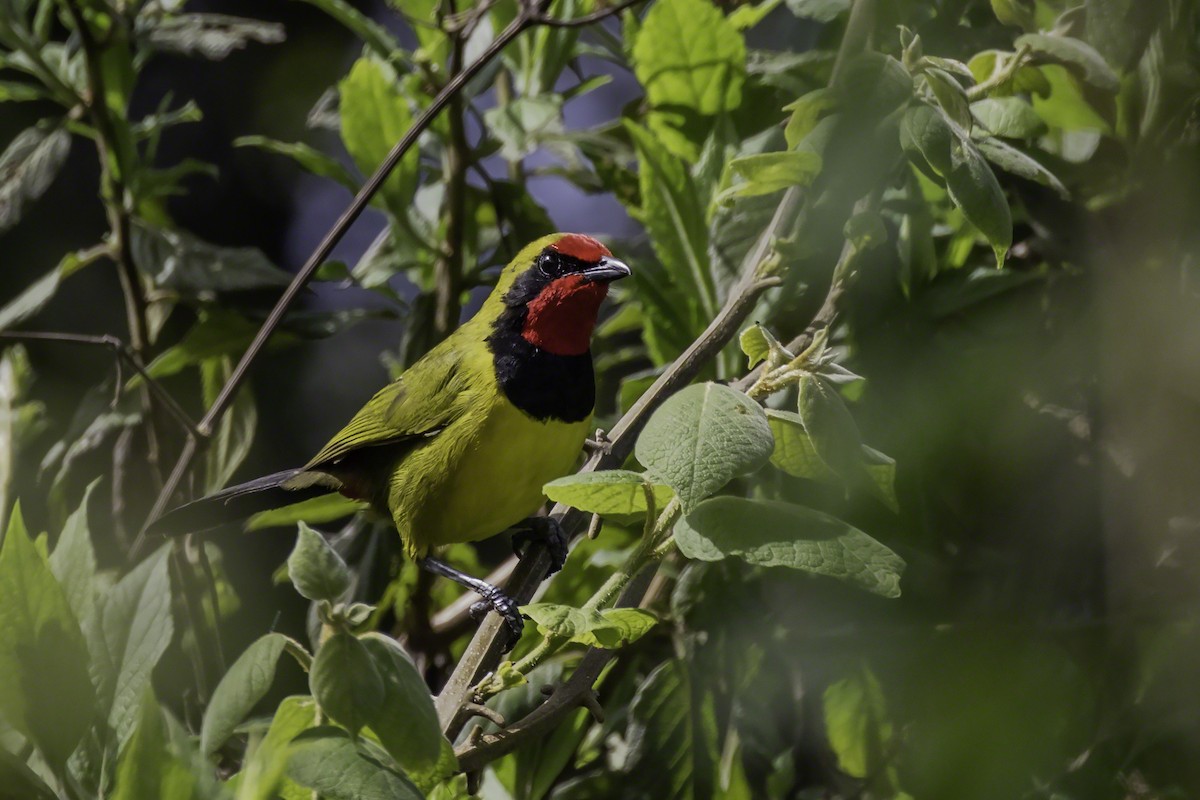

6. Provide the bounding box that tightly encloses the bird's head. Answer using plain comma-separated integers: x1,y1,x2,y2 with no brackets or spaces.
487,233,631,356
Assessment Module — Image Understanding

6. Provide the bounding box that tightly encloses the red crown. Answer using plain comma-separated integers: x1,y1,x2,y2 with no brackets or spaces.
550,233,611,262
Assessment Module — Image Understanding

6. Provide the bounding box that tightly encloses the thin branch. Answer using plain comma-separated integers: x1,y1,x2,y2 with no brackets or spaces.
0,331,201,438
533,0,647,28
435,188,802,736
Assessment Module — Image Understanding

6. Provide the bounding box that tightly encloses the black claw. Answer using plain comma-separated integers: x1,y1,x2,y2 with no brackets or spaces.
472,587,524,650
512,516,569,575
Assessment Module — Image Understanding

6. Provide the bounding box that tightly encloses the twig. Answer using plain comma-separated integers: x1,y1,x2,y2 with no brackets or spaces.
0,331,201,438
532,0,647,28
434,0,470,340
435,187,801,735
144,0,558,527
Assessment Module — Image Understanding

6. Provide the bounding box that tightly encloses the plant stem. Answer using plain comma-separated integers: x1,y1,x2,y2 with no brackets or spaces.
434,0,469,340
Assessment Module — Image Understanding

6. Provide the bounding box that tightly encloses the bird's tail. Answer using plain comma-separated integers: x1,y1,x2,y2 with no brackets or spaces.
143,468,328,536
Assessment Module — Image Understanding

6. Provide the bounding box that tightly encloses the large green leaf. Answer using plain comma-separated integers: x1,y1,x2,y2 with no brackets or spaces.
0,505,96,767
338,56,419,218
969,97,1045,138
0,747,57,800
359,633,448,776
87,544,175,749
130,222,292,293
675,497,904,597
288,522,351,602
625,121,713,361
902,102,1011,265
543,470,674,517
522,603,658,649
623,660,720,800
49,479,99,628
201,633,290,756
975,138,1069,198
636,383,774,512
234,695,316,800
1015,33,1120,93
716,150,823,204
286,727,422,800
0,125,70,233
111,691,207,800
632,0,745,116
309,633,384,737
483,95,564,161
823,667,894,780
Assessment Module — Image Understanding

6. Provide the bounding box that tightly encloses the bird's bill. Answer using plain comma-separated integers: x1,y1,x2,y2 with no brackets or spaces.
579,256,631,283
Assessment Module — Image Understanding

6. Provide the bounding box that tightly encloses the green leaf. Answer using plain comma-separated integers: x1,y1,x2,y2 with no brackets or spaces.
287,727,423,800
676,497,904,597
924,67,972,131
143,14,285,60
359,633,449,775
969,97,1045,138
823,667,894,780
0,125,70,233
624,121,713,361
783,88,836,150
522,603,659,649
310,633,384,737
483,95,564,161
131,221,292,293
0,345,44,528
234,136,356,189
766,408,836,481
49,479,99,627
739,324,772,368
0,747,57,800
624,660,720,800
111,691,207,800
1015,33,1120,93
0,80,45,103
636,383,774,512
235,695,317,800
88,544,175,749
201,633,290,756
0,245,98,334
288,522,351,602
632,0,746,116
339,56,419,218
246,494,364,532
1030,64,1111,132
137,309,294,384
543,470,674,517
717,150,823,204
902,103,1011,265
728,0,785,30
0,504,96,767
975,138,1069,199
202,360,256,493
797,372,864,480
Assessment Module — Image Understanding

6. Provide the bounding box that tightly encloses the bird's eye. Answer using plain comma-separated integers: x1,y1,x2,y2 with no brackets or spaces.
537,252,563,278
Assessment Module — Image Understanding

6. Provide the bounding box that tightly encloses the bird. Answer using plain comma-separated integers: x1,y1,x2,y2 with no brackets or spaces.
146,233,630,640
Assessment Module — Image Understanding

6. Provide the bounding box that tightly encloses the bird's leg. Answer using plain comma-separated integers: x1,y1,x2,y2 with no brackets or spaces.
510,515,568,574
416,557,524,645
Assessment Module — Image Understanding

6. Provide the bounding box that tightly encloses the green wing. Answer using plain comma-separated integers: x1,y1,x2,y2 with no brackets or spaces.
304,340,470,469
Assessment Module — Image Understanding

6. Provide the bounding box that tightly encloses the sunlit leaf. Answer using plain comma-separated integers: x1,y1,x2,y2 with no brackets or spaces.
287,727,422,800
0,125,70,233
544,470,674,517
288,522,350,602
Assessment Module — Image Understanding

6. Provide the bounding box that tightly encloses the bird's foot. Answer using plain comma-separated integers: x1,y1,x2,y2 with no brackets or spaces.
584,428,612,455
467,586,524,650
511,516,568,575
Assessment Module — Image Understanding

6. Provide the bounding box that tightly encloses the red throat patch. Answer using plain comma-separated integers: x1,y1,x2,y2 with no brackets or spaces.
549,234,611,263
522,274,608,356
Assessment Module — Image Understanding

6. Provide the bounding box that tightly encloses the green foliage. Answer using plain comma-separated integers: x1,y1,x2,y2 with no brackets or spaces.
636,383,774,511
675,497,903,597
1,0,1197,796
287,522,351,602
